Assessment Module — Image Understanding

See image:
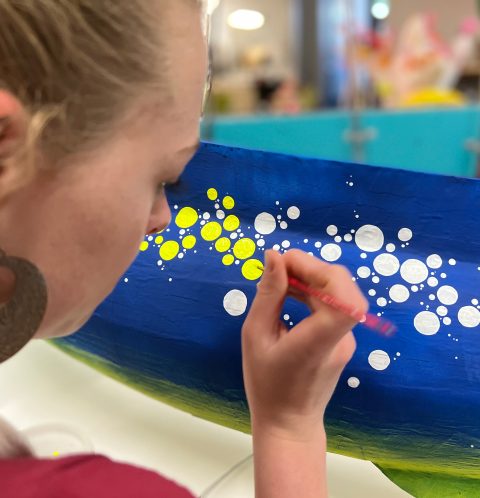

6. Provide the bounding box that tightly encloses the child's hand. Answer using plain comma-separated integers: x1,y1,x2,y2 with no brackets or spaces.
242,249,368,441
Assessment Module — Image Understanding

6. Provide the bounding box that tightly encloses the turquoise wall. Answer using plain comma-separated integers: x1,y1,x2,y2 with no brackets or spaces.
203,107,480,177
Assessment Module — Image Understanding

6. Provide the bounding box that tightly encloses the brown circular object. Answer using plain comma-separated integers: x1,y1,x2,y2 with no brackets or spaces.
0,250,47,363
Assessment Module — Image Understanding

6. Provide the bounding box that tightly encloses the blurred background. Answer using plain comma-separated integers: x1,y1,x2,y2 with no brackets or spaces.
203,0,480,176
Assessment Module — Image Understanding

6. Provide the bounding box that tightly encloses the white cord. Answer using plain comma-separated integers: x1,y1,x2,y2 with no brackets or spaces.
199,453,253,497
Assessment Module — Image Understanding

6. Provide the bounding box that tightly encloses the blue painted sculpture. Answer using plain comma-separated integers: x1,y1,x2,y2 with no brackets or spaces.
56,143,480,497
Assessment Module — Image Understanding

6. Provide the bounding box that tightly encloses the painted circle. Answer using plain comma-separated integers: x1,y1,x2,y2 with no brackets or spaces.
182,235,197,250
175,207,198,229
223,290,248,316
287,206,300,220
398,228,413,242
400,259,429,284
215,237,231,253
437,286,458,306
373,254,400,277
321,244,342,262
223,196,235,210
368,350,391,371
458,306,480,328
327,225,338,236
207,188,218,201
242,259,264,281
159,241,180,261
348,377,360,389
389,284,410,303
357,266,371,279
254,212,276,235
414,311,440,336
223,215,240,232
201,222,222,241
355,225,384,252
426,254,442,269
233,238,256,260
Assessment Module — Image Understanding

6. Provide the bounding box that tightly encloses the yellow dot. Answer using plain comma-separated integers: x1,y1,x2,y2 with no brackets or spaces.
160,240,180,261
223,196,235,210
215,237,231,253
242,259,264,281
139,241,149,252
155,236,164,245
53,451,60,457
182,235,197,250
222,254,235,266
223,215,240,232
233,238,256,260
175,207,199,229
207,188,218,201
201,221,222,242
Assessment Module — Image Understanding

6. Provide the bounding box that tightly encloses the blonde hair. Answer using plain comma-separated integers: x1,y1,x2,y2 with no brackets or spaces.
0,0,199,188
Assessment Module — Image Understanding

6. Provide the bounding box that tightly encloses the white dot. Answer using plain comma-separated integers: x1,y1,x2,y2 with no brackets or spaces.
437,286,458,306
230,233,238,240
389,284,410,303
355,214,360,219
254,212,276,235
436,306,448,317
428,294,435,301
273,244,280,251
411,285,419,292
124,278,129,283
280,221,288,230
373,254,400,277
283,314,290,321
400,259,429,284
334,236,342,243
202,213,211,220
398,228,413,242
281,240,291,249
396,352,401,357
168,278,173,282
327,225,338,236
304,239,309,243
472,299,479,306
216,210,226,220
386,243,396,253
147,236,153,242
368,350,391,371
458,306,480,328
360,253,367,259
174,205,179,210
372,276,380,284
357,266,371,279
414,311,440,336
223,290,248,316
348,377,360,388
377,297,387,307
449,258,457,266
368,289,376,297
277,215,282,220
344,234,353,242
440,273,447,279
214,203,220,209
287,206,300,220
321,244,342,262
157,260,163,266
178,253,184,259
427,277,439,287
257,239,265,247
348,182,354,187
314,241,322,249
426,254,442,269
355,225,385,252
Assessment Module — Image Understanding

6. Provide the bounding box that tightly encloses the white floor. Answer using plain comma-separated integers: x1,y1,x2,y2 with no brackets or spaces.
0,341,411,497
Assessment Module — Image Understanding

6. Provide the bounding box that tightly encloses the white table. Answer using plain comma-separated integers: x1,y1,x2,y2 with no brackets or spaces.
0,341,411,497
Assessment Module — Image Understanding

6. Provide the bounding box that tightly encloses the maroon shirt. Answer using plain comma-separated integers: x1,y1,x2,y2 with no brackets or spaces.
0,455,195,497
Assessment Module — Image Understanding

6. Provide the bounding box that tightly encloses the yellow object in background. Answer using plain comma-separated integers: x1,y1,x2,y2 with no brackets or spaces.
401,88,465,108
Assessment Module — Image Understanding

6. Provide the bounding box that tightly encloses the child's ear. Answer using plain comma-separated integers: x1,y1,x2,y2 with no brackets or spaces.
0,91,29,197
0,90,27,161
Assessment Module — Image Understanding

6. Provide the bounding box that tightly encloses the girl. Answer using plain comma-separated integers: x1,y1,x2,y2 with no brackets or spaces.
0,1,367,496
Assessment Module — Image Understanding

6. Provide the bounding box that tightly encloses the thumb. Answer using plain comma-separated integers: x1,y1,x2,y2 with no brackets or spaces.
246,250,288,332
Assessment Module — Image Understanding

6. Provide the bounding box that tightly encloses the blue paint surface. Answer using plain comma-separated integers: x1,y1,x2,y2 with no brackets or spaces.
58,143,480,495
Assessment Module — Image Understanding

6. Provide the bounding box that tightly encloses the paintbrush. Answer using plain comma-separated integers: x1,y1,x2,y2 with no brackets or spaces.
255,264,397,337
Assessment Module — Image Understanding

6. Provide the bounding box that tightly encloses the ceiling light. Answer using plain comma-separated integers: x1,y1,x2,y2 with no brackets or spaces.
371,1,390,20
227,9,265,31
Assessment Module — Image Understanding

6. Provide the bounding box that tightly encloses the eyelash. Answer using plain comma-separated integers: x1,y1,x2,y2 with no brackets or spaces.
158,179,183,194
